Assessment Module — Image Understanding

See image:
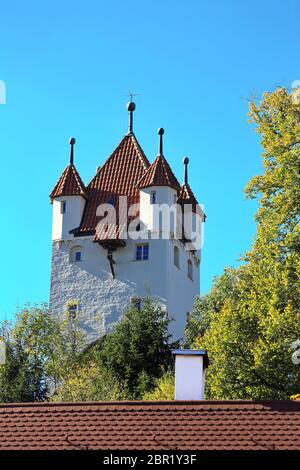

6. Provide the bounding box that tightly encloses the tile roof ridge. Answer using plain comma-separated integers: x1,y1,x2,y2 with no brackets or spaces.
1,399,298,409
86,133,150,189
129,132,151,170
69,163,87,195
179,182,198,202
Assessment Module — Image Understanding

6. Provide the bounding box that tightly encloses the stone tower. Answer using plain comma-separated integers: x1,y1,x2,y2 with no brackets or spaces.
49,103,204,342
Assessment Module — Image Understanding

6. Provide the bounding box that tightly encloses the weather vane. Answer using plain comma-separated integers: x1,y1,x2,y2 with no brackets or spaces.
124,90,140,101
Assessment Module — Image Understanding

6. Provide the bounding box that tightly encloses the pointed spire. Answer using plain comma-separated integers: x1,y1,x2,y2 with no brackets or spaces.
50,136,86,202
69,137,76,165
127,101,136,134
183,156,189,185
157,128,164,156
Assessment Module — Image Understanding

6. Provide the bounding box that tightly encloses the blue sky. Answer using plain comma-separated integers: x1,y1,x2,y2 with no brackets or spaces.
0,0,299,320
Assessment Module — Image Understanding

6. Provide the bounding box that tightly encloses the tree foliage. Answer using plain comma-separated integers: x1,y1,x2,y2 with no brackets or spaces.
0,298,176,402
142,370,174,401
186,88,300,399
52,298,176,401
0,304,86,402
99,298,175,399
185,268,240,345
51,353,123,402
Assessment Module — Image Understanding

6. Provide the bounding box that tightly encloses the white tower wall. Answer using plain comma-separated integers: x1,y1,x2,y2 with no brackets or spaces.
50,231,200,342
166,240,200,338
52,195,86,241
139,186,178,232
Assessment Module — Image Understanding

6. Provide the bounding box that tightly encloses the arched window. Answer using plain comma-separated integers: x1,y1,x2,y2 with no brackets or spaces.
187,259,193,280
174,246,180,268
70,245,84,262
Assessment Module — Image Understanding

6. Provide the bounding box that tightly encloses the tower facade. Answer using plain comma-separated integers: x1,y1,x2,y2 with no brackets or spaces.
49,104,204,342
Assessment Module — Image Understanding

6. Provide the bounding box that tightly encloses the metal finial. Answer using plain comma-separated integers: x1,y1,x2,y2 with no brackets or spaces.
183,156,189,184
158,128,164,156
69,137,76,165
127,101,136,134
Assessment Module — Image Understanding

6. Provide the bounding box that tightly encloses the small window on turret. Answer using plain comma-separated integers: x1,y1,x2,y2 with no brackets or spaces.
61,201,66,214
150,191,157,204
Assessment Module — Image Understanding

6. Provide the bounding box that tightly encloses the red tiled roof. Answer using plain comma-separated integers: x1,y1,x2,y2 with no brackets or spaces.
50,164,86,201
77,134,150,237
1,400,300,450
137,155,181,191
179,183,199,206
178,183,200,214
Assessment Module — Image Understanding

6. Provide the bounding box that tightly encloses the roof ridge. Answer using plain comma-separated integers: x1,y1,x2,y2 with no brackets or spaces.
179,182,198,202
1,399,298,408
77,133,150,235
130,133,151,170
87,134,150,189
70,163,86,193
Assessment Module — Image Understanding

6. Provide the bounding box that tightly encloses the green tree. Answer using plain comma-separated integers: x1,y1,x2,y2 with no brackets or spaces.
0,305,57,401
99,298,176,399
0,304,86,402
51,348,123,402
142,370,174,401
185,268,240,346
0,299,176,402
186,88,300,399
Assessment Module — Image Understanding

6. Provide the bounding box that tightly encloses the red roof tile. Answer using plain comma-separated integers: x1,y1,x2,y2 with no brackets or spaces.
178,183,200,214
77,134,150,237
179,183,198,206
50,132,201,241
50,164,86,201
0,400,300,450
137,155,181,191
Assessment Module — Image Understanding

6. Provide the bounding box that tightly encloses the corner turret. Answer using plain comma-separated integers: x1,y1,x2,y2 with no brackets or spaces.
50,138,87,241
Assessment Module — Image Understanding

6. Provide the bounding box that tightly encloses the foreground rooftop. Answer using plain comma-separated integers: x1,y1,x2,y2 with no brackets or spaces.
1,400,300,451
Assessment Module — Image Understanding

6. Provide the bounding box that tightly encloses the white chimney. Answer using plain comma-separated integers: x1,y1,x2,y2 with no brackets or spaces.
172,349,209,400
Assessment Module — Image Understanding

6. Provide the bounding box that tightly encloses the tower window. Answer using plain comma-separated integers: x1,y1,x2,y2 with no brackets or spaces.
67,303,78,319
136,244,149,261
61,201,66,214
188,259,193,280
174,246,180,268
150,191,157,204
70,246,84,263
